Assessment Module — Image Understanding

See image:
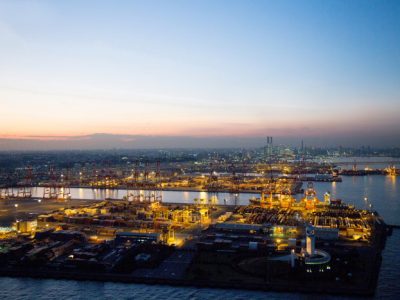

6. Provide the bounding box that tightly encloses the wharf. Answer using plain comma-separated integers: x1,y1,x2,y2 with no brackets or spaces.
69,185,304,195
0,193,389,297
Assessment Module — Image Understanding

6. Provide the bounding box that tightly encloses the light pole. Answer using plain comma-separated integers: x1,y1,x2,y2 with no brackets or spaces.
364,196,368,210
14,203,19,222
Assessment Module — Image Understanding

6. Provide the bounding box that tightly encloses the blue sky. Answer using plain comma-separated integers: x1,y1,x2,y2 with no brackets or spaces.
0,0,399,147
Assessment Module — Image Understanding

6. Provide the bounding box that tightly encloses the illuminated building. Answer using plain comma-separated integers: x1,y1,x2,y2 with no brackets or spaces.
306,225,315,256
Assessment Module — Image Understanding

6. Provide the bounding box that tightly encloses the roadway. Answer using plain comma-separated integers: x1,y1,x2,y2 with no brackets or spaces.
0,198,97,226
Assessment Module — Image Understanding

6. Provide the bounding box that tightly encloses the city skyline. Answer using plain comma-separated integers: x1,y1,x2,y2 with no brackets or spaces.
0,132,399,151
1,0,399,149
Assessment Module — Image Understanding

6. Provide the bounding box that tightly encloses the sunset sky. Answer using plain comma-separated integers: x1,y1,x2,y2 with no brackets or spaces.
0,1,399,148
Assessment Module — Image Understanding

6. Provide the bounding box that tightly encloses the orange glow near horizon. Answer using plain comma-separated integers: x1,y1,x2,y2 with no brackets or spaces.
2,79,399,141
1,115,398,140
0,1,399,148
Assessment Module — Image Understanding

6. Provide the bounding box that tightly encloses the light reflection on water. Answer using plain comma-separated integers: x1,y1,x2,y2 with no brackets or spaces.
311,175,399,225
3,175,399,298
30,175,399,224
311,156,400,171
0,277,342,300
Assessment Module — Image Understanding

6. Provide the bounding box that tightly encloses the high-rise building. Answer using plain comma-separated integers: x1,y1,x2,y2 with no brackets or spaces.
264,136,273,158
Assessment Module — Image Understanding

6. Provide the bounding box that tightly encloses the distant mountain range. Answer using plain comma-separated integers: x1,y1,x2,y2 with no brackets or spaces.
0,133,398,151
0,133,269,151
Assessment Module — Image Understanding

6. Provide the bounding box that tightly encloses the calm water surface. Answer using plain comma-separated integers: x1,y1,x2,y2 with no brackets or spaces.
1,175,399,299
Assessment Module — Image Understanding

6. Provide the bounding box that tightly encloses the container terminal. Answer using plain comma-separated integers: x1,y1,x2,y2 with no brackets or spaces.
0,182,391,296
1,146,398,200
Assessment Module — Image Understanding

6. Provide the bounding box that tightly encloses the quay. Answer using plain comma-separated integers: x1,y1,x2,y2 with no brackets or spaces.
0,186,390,297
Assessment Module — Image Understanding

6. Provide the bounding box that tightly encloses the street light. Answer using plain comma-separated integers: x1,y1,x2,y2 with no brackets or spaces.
364,196,369,211
14,203,19,222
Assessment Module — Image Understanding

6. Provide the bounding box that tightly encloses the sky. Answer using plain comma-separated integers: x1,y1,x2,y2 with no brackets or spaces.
0,0,399,149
